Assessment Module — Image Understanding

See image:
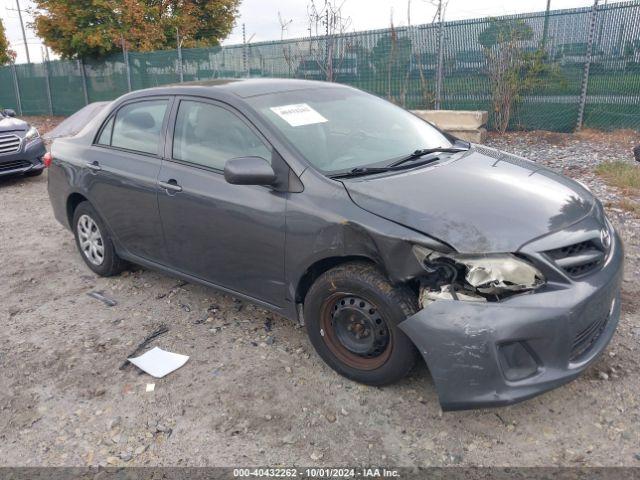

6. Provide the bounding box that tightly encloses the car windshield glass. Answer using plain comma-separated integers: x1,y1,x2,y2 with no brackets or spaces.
246,87,452,174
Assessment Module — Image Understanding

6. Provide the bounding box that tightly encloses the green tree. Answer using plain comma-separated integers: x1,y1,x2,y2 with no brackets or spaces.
478,19,533,49
0,18,17,65
371,31,413,105
480,19,559,132
32,0,240,59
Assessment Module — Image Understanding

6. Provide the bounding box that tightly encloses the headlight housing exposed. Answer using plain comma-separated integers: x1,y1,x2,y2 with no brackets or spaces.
413,245,545,296
24,126,40,144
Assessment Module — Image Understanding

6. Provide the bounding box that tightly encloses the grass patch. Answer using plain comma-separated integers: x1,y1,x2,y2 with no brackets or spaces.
595,161,640,191
618,198,640,217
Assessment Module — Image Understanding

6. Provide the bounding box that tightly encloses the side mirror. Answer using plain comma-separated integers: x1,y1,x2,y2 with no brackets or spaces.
224,156,277,186
3,109,16,117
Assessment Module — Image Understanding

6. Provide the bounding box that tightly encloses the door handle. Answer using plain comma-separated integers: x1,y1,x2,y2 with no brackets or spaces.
159,179,183,193
85,161,101,172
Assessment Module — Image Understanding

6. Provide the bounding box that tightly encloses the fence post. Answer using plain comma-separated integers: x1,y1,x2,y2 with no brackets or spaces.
176,28,184,83
242,23,249,77
43,52,54,116
434,9,445,109
10,63,23,116
125,52,132,92
576,0,600,131
78,59,89,105
122,35,132,92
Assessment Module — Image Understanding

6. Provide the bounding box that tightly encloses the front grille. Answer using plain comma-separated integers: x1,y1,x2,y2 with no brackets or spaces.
0,159,30,172
570,314,609,361
545,239,605,278
0,134,21,155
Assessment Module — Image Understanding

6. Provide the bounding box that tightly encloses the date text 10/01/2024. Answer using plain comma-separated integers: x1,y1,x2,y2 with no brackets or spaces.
233,468,401,478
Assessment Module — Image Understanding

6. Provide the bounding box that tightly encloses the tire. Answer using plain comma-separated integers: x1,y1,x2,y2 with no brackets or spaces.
24,168,43,177
72,201,126,276
304,261,419,386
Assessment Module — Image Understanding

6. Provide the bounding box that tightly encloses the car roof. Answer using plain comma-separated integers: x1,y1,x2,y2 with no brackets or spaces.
128,78,347,100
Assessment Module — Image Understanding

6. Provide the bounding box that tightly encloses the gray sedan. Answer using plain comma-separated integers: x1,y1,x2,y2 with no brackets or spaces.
46,79,623,410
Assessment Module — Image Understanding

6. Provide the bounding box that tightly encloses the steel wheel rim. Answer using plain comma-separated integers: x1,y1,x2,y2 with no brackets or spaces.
77,214,105,266
320,293,392,371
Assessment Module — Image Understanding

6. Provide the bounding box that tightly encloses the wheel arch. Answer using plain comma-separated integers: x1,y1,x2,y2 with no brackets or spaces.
295,255,379,307
66,192,89,228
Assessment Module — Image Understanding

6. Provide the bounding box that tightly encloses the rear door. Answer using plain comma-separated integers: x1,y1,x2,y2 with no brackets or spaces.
85,97,171,262
157,97,287,306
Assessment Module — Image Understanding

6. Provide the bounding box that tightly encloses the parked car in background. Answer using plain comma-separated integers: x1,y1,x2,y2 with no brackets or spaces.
0,109,46,178
454,50,486,73
46,79,623,410
295,55,360,81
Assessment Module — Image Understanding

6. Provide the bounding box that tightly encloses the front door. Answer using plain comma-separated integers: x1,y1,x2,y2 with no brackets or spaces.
157,98,287,306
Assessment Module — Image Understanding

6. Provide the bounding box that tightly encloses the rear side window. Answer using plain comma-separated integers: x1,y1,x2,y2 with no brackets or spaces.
106,100,168,155
172,100,271,171
96,116,114,145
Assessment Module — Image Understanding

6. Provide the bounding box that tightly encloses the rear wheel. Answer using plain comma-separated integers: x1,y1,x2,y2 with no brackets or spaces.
304,262,418,386
72,201,126,276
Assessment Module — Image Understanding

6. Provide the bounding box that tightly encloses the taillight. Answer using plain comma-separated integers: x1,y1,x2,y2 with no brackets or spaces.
43,152,52,168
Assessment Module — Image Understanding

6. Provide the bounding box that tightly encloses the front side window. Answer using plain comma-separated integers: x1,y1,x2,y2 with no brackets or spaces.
246,87,452,174
172,100,271,171
109,100,168,155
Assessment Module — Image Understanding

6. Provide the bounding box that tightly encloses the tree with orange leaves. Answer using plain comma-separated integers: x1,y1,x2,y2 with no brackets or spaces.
31,0,240,59
0,18,17,65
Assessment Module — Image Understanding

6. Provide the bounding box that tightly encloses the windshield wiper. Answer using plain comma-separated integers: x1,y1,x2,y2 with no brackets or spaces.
388,146,469,168
329,145,470,179
330,156,446,179
330,166,393,179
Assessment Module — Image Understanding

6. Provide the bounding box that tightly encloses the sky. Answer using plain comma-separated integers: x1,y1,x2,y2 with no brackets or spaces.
1,0,625,64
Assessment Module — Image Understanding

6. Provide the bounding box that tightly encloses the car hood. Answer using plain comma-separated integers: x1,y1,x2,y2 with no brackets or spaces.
0,116,28,132
343,145,596,253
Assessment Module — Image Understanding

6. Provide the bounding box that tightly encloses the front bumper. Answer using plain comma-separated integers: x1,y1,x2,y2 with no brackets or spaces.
399,225,624,411
0,137,46,177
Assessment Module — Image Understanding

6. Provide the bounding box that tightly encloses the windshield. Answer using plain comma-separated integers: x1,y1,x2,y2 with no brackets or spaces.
246,87,452,174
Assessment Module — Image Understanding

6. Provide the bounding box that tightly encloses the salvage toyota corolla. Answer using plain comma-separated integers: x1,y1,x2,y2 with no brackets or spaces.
47,79,623,410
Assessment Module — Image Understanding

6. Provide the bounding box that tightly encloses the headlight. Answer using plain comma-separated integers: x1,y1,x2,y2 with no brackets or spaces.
24,126,40,144
413,245,545,295
454,254,545,293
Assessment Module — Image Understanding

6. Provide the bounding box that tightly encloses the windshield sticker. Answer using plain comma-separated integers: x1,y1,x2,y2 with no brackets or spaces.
270,103,328,127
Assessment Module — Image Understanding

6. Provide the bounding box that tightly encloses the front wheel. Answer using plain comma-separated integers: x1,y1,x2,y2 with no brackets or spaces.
304,262,419,386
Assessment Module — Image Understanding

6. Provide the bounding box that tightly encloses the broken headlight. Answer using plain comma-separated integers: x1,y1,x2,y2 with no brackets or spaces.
412,245,545,296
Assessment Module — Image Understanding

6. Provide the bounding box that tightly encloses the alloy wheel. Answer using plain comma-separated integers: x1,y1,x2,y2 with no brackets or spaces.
77,214,105,266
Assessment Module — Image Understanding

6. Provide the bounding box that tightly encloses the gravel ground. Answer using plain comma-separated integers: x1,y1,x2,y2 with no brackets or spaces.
1,119,639,467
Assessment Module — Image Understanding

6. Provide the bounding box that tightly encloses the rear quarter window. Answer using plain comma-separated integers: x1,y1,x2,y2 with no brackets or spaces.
96,116,114,145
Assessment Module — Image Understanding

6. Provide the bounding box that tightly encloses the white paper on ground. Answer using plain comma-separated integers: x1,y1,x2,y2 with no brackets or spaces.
128,347,189,378
270,103,328,127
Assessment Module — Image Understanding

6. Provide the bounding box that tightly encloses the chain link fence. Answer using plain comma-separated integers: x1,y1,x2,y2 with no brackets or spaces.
1,1,639,132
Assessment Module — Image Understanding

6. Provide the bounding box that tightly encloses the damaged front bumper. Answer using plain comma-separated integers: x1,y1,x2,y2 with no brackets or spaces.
399,228,624,411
